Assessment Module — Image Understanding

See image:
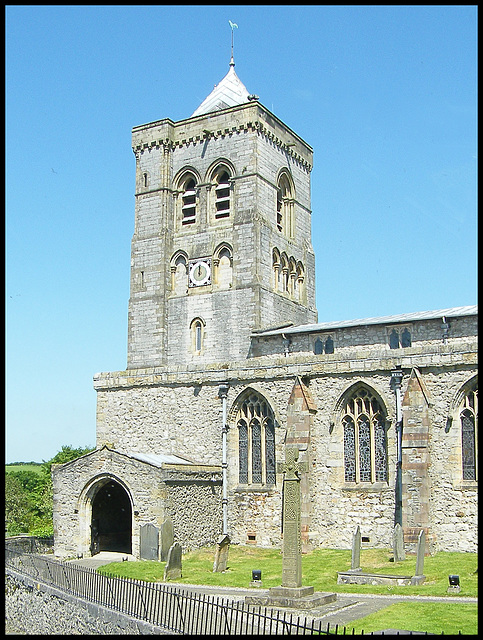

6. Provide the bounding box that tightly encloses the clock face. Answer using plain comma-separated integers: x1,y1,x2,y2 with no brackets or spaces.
189,258,212,287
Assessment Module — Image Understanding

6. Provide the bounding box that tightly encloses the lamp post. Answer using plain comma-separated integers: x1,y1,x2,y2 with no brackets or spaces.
218,383,230,535
390,366,404,527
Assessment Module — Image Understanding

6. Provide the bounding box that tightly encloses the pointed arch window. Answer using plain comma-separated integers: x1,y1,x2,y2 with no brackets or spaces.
342,387,388,484
236,392,276,486
460,381,478,481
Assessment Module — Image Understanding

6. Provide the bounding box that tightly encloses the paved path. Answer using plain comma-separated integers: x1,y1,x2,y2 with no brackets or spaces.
66,553,477,630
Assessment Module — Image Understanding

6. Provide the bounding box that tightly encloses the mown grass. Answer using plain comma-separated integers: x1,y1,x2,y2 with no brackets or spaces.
347,601,478,635
97,545,478,635
97,544,477,597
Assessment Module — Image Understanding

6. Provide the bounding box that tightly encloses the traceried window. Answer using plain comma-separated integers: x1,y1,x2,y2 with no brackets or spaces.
236,392,276,486
181,176,197,225
460,381,478,481
342,387,388,484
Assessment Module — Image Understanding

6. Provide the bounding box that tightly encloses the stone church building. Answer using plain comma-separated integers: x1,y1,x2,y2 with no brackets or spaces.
53,57,477,561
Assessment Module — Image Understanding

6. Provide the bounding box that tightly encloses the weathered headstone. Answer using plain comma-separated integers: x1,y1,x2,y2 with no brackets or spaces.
350,526,361,572
410,529,426,585
160,516,174,561
414,529,425,577
393,523,406,562
163,542,182,581
213,534,230,572
140,523,159,561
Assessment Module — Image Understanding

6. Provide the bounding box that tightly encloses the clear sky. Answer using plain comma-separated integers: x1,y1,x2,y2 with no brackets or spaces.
6,5,477,463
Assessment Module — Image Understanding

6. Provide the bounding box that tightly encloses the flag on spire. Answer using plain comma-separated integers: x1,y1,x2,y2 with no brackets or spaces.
229,20,238,30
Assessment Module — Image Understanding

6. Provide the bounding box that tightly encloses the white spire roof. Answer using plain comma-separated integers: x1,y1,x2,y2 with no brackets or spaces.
191,60,251,117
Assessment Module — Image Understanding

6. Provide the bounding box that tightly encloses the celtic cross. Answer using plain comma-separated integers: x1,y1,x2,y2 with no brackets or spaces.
277,445,308,588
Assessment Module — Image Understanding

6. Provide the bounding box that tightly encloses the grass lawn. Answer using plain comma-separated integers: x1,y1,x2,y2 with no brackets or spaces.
347,601,478,635
98,545,477,598
97,545,478,634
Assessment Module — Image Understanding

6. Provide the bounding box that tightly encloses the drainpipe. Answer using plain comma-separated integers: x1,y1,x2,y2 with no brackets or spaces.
218,384,230,535
390,366,404,526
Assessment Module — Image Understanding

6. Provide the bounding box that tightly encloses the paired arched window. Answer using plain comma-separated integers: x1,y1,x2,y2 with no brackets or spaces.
460,380,478,481
389,327,412,349
236,392,276,486
342,386,388,484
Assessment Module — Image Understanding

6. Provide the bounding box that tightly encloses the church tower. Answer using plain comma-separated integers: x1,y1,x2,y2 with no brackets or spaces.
127,57,317,369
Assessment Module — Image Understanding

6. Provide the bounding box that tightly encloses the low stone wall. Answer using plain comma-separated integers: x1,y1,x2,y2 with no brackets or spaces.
5,570,170,635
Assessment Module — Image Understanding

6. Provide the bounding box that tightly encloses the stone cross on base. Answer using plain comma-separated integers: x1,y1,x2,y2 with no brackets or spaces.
246,443,337,609
277,445,309,588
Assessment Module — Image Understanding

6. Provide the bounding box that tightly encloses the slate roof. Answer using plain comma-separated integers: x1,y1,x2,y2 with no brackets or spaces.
191,61,251,117
253,306,478,337
128,452,197,467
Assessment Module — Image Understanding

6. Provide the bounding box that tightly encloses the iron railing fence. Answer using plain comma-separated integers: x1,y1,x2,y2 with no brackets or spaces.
5,545,448,636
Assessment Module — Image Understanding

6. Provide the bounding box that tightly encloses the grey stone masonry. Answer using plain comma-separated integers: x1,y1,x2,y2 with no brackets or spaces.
127,102,317,370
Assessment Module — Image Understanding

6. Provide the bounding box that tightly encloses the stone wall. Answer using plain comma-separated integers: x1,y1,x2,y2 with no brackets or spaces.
92,322,477,553
5,571,168,635
52,447,222,559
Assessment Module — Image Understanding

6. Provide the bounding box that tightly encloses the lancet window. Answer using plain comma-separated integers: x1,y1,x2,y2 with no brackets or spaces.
342,387,388,484
236,392,276,486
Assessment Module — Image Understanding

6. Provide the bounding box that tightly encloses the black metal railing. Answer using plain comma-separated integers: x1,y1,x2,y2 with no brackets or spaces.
5,543,446,635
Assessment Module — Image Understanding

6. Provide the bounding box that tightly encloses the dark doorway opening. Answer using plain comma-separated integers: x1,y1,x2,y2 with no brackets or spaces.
90,480,132,555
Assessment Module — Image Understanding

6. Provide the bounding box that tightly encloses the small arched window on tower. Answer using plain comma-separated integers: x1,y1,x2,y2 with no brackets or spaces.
276,171,295,237
214,169,231,219
213,244,233,288
460,380,478,481
190,317,205,354
170,252,188,296
181,175,197,225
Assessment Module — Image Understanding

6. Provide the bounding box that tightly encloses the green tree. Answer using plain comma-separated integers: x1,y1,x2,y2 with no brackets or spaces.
5,473,32,535
5,444,95,538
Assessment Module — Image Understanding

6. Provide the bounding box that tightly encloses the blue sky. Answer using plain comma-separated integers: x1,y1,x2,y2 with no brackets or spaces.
6,5,477,463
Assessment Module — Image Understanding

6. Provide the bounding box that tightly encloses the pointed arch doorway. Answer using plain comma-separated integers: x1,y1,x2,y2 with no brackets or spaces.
90,479,132,555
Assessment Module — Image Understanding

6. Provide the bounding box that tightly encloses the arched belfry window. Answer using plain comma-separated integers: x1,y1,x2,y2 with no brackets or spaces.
276,171,295,237
236,391,276,486
214,168,231,219
341,386,388,484
179,174,197,225
460,380,478,481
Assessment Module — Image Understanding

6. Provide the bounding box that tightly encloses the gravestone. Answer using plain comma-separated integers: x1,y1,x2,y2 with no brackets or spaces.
246,444,336,609
393,523,406,562
412,530,426,581
350,526,362,572
160,517,174,562
213,534,230,572
140,523,159,561
163,542,182,581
